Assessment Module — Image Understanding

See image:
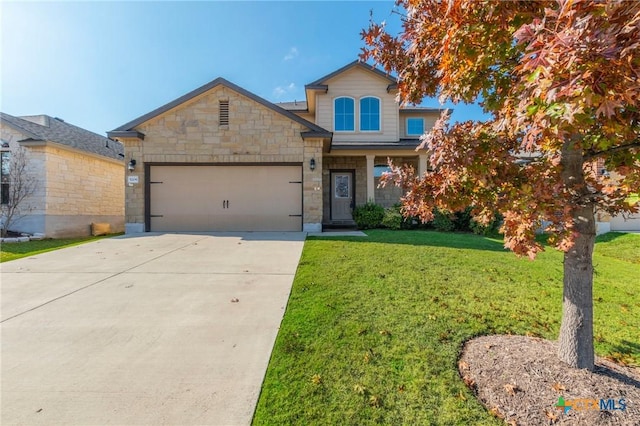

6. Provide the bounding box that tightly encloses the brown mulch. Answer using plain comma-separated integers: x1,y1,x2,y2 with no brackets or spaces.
459,335,640,425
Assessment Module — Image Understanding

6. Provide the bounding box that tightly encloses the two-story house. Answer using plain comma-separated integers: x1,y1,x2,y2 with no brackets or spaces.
108,61,442,233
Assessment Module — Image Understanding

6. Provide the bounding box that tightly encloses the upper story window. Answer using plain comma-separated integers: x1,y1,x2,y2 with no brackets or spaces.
360,97,380,131
334,97,355,132
406,118,425,136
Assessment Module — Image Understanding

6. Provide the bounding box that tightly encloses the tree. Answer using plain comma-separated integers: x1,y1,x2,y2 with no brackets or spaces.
361,0,640,370
1,147,37,237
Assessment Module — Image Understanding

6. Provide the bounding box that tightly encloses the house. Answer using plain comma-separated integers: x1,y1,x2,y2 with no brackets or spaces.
0,113,125,237
108,61,442,233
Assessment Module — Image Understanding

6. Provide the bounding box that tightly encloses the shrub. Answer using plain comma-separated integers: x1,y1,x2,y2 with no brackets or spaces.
382,207,403,230
470,213,503,236
353,202,385,229
431,209,455,232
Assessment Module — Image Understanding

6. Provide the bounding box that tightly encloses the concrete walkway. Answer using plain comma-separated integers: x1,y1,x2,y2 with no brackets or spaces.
1,232,305,426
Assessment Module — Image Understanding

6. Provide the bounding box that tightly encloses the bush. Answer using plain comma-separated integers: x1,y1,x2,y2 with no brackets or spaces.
382,207,403,230
431,209,455,232
453,207,474,232
353,202,385,229
470,213,503,236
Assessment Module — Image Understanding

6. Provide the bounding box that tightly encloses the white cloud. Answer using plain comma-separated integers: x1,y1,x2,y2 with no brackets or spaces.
283,47,298,61
273,82,296,99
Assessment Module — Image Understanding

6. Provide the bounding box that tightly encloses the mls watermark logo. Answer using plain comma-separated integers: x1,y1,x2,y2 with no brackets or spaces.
556,396,627,414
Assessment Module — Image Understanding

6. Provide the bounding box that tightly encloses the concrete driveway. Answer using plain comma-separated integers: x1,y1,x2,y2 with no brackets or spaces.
1,232,305,425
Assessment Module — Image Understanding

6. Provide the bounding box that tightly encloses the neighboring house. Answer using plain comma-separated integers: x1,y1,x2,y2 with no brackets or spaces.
590,158,640,233
108,61,442,233
0,113,125,237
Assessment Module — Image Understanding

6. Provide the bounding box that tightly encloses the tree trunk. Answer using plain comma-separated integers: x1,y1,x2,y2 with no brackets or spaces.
557,141,595,371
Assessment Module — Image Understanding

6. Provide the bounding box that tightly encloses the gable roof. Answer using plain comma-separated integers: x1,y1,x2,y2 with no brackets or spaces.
0,112,124,160
108,77,331,139
305,60,398,91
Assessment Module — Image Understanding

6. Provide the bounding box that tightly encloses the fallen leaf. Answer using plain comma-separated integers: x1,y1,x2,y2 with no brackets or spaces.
504,383,520,395
353,383,367,394
311,374,322,385
545,409,558,422
459,360,470,370
489,406,503,419
462,375,476,389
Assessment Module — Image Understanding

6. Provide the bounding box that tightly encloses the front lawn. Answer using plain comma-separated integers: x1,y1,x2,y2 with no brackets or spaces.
0,235,116,263
253,231,639,425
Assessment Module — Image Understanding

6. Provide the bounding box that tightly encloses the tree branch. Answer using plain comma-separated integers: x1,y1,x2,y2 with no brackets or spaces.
584,139,640,160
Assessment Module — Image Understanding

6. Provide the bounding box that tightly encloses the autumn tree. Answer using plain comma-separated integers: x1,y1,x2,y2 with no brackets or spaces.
361,0,640,370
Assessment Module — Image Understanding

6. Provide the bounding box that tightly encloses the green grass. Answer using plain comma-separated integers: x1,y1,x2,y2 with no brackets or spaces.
0,235,117,262
253,231,640,425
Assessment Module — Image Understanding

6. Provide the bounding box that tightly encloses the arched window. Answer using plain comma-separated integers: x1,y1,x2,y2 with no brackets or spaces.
360,97,380,131
334,97,355,131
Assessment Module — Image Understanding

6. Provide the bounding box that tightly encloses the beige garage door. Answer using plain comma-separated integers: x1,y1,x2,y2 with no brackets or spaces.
149,165,302,232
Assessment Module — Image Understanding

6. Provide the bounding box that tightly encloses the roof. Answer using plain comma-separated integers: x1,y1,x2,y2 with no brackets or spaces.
400,107,446,113
275,100,308,111
109,77,331,138
305,60,398,91
1,113,124,160
330,139,423,151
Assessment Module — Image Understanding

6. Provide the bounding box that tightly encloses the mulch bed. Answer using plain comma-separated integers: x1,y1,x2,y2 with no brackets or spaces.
459,335,639,425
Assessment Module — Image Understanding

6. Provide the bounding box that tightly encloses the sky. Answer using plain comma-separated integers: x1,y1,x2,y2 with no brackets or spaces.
1,1,488,136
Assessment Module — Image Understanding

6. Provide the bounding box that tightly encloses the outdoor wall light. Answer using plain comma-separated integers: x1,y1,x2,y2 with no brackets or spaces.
128,159,137,172
310,158,316,171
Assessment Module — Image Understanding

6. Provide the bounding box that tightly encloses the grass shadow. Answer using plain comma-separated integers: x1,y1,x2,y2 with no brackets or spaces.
595,232,635,243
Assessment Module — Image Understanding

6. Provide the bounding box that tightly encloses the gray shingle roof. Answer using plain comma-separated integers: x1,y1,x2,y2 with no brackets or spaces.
275,101,308,111
0,113,124,161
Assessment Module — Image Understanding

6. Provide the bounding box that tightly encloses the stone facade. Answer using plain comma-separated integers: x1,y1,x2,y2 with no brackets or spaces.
118,85,324,231
374,156,418,208
1,126,124,237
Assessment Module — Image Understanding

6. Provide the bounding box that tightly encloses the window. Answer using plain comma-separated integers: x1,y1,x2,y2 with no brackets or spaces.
373,164,392,178
334,97,354,131
407,118,425,136
360,97,380,131
1,151,10,205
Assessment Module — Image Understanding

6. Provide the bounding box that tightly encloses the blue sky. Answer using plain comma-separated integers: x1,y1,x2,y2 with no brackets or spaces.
1,1,487,136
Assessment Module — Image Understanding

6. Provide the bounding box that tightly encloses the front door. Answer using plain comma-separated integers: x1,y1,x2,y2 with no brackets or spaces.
331,171,354,221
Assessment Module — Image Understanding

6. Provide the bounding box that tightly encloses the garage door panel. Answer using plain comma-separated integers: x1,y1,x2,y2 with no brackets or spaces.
149,166,301,232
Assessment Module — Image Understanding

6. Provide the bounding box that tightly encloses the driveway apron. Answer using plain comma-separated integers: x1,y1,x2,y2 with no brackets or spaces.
1,232,305,425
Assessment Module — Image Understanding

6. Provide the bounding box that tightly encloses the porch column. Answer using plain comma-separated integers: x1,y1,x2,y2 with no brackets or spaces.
366,154,375,203
418,153,429,176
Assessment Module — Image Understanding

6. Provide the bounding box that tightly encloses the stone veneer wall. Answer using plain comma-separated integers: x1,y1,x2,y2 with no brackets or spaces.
374,156,418,208
1,126,123,237
43,144,124,237
120,85,323,231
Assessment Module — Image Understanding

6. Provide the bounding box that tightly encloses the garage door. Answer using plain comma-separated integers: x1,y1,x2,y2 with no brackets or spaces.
149,165,302,232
